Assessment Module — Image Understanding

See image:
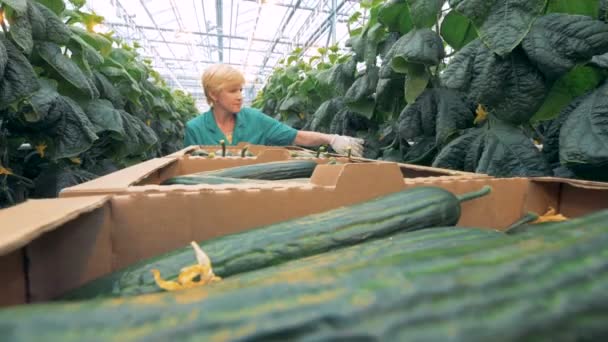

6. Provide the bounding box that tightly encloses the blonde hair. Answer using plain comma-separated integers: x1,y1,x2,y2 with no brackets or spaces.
201,64,245,106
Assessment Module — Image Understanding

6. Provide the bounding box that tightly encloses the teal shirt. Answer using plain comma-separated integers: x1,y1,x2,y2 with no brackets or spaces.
184,107,298,146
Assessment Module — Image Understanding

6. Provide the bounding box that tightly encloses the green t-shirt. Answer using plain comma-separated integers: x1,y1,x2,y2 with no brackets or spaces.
183,107,298,146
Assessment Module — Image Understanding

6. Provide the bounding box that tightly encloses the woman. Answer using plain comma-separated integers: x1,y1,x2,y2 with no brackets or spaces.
184,64,364,157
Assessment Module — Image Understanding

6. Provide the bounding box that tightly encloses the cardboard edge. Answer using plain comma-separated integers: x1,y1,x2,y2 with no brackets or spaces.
531,177,608,190
59,158,179,197
0,196,111,255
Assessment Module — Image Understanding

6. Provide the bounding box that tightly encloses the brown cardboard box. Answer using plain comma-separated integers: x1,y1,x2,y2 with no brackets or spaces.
59,148,482,197
2,167,606,307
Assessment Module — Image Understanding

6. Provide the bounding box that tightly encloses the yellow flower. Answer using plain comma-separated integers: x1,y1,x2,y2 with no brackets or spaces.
36,143,48,158
474,104,488,125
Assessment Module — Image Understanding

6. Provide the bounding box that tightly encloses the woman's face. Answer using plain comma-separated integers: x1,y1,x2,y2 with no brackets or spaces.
213,83,243,114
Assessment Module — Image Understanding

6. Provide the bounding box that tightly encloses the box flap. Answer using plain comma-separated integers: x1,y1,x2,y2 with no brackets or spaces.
59,158,177,195
0,196,109,255
311,162,405,190
531,177,608,190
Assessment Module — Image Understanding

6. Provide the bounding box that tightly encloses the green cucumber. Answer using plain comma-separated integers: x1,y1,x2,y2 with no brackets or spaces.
162,160,318,184
3,210,608,341
61,186,491,299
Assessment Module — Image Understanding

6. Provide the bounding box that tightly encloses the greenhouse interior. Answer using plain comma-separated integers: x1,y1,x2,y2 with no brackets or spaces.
1,0,608,340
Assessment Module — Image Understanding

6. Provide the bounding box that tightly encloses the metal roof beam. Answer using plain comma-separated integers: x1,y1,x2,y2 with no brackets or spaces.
105,22,292,45
215,0,224,61
145,39,286,54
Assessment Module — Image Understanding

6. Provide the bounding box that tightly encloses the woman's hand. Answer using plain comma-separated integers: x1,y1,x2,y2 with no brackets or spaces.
294,131,365,157
330,134,364,157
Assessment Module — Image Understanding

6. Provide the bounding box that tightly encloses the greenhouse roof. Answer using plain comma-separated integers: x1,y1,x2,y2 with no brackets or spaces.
85,0,363,111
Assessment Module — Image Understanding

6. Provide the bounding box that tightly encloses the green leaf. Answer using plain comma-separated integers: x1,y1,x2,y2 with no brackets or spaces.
432,128,482,170
449,0,547,56
309,98,345,133
407,0,444,28
601,0,607,21
559,83,608,172
36,41,97,99
378,0,414,34
8,6,33,54
35,0,66,15
441,40,547,125
522,14,608,80
0,33,8,79
390,29,445,73
0,35,39,107
1,0,27,13
84,99,126,138
375,77,405,115
440,10,478,50
70,27,113,56
477,118,551,177
533,65,605,122
540,97,582,168
30,2,71,44
50,96,98,160
403,136,437,165
546,0,599,18
403,63,429,104
24,77,62,124
344,66,379,119
69,34,104,66
398,88,475,145
364,23,387,66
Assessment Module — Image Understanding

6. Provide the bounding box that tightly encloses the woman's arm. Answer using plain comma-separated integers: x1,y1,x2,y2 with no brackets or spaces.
294,130,364,157
293,130,333,146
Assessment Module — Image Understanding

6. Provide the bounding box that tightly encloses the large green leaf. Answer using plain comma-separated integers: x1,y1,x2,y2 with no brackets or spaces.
375,77,405,115
532,65,605,122
407,0,444,28
349,22,386,65
522,14,608,80
50,96,98,160
30,2,71,44
344,67,379,119
118,110,158,156
441,40,547,125
70,27,113,56
403,136,437,165
24,78,62,124
398,88,474,146
540,97,583,168
403,63,430,104
432,128,482,170
35,0,66,15
449,0,547,56
84,99,126,138
390,29,445,72
440,10,478,51
546,0,600,18
0,36,7,79
378,0,413,34
0,35,39,107
8,5,33,54
36,41,97,99
1,0,27,13
559,83,608,173
309,98,345,133
477,118,551,177
601,0,607,21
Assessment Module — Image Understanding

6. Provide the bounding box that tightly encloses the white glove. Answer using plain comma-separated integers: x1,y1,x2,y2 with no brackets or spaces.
330,134,365,157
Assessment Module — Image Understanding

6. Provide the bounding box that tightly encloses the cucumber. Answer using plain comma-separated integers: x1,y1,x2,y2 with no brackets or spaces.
3,210,608,341
162,160,318,184
61,186,491,299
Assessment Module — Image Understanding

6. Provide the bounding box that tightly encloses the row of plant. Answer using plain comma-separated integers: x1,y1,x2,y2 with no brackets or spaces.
0,0,198,208
253,0,608,181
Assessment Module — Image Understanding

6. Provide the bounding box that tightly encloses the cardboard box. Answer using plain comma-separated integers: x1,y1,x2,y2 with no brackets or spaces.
59,148,482,197
3,167,606,307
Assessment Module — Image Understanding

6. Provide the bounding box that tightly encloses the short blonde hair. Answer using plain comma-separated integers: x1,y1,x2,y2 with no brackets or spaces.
201,64,245,106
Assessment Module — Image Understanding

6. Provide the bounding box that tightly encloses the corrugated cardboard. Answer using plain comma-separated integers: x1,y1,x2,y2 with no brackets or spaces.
2,170,607,307
59,148,484,197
